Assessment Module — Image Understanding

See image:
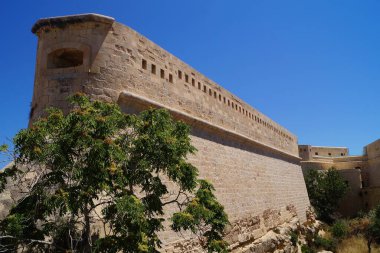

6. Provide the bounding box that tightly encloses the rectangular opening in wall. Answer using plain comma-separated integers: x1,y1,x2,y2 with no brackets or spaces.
160,69,165,79
151,64,156,74
178,70,182,79
192,78,195,86
214,91,217,98
185,74,189,83
47,48,83,69
209,89,212,96
203,85,207,92
228,100,230,106
232,102,234,108
142,59,147,70
169,74,173,83
198,82,201,89
223,97,226,103
219,94,222,101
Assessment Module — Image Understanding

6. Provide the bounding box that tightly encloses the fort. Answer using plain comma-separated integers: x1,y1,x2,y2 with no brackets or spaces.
299,140,380,217
7,13,311,251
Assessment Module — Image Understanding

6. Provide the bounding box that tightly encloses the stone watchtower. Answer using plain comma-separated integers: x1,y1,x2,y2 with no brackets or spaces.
30,13,310,251
30,14,115,122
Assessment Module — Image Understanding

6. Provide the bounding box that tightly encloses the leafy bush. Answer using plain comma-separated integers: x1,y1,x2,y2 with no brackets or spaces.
301,244,316,253
331,220,349,239
290,231,298,246
314,236,336,251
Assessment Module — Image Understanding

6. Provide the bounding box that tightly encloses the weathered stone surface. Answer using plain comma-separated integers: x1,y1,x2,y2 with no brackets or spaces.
19,13,312,251
300,140,380,217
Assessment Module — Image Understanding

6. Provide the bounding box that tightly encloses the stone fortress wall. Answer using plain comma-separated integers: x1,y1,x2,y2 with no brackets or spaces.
30,14,310,251
300,140,380,217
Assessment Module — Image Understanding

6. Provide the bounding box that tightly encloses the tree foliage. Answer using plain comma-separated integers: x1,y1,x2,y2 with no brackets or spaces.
305,168,348,222
0,94,229,252
365,205,380,253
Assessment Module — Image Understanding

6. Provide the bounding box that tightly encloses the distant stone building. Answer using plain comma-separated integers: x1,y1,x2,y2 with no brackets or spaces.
299,139,380,217
22,13,310,251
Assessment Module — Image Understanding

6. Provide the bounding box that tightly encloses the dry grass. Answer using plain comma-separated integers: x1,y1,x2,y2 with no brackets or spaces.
336,235,380,253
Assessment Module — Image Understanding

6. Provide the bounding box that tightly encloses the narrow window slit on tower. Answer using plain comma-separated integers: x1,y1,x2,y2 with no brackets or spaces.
160,69,165,79
178,70,182,79
209,89,212,96
198,82,201,89
203,85,207,92
169,74,173,83
214,91,217,98
142,59,147,70
151,64,156,74
185,74,189,83
192,78,195,86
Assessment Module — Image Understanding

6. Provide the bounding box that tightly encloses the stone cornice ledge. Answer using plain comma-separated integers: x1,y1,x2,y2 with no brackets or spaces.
119,91,301,162
32,13,115,34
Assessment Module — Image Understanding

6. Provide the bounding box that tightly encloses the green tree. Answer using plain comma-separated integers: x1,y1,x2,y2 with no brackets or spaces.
305,168,348,222
0,94,229,253
365,205,380,253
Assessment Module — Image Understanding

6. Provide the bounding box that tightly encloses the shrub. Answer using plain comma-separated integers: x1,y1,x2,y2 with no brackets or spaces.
331,220,349,239
301,244,316,253
290,231,298,246
314,236,336,251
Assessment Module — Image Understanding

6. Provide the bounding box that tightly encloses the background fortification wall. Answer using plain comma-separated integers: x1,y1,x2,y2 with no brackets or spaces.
30,14,310,250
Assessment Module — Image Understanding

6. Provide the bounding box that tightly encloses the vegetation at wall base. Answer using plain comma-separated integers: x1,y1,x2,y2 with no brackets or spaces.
305,168,349,223
299,205,380,253
0,94,229,253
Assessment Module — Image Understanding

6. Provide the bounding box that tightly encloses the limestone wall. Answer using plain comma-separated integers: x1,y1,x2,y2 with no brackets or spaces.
337,169,363,217
303,146,349,158
31,14,298,157
30,14,310,250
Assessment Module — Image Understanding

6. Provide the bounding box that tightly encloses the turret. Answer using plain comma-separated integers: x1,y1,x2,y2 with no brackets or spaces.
30,14,115,124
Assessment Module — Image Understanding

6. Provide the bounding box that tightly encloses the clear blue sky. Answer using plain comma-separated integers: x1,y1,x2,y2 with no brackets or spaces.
1,0,379,166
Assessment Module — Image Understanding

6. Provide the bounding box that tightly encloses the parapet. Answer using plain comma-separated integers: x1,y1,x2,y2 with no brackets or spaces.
299,145,349,160
32,13,114,34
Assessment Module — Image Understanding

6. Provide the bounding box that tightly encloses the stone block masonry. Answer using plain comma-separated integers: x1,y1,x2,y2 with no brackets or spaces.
29,13,310,251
